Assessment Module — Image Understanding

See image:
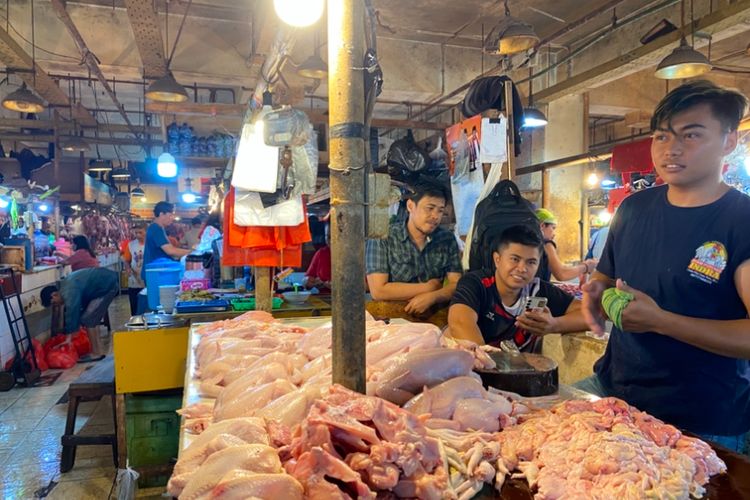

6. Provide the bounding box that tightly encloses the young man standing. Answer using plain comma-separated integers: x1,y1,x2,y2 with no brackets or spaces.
581,81,750,452
123,223,146,315
142,201,191,281
366,183,462,315
448,225,586,351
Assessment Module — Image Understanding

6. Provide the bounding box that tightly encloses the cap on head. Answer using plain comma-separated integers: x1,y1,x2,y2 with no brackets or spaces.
535,208,557,225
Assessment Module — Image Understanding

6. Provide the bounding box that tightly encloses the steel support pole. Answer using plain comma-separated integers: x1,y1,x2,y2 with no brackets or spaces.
504,80,515,180
328,0,367,393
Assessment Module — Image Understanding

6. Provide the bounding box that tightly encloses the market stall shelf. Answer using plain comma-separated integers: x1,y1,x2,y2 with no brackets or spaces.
174,295,331,324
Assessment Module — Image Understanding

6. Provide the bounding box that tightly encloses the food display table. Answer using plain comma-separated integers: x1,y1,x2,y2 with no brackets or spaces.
176,317,750,499
173,295,332,324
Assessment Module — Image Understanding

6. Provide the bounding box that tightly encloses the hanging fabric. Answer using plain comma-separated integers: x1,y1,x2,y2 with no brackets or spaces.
479,116,508,164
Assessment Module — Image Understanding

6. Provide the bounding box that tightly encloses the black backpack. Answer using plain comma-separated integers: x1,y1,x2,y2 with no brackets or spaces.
468,180,542,272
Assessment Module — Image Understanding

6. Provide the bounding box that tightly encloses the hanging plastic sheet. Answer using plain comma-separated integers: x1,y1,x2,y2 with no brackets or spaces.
233,189,305,227
231,121,280,193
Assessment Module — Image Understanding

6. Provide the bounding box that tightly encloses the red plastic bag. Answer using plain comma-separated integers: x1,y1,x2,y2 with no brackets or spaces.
71,329,92,356
46,343,79,369
3,339,48,372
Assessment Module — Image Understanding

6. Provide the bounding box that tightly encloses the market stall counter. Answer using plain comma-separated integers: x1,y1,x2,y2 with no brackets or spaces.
170,313,750,499
173,295,332,323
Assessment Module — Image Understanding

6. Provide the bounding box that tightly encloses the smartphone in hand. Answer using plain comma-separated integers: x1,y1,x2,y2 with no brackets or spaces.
525,296,548,312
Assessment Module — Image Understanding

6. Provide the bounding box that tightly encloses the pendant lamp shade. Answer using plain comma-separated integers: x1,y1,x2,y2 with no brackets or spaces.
130,186,145,197
145,72,189,102
297,54,328,79
654,39,712,79
60,135,91,152
3,83,45,113
88,159,113,172
111,168,131,179
484,16,539,55
522,107,548,128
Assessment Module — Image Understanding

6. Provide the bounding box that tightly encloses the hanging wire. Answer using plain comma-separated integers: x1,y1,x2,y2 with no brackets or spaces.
31,0,36,89
167,0,193,68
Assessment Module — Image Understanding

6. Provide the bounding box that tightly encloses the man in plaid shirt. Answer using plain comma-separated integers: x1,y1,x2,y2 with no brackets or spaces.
366,183,462,315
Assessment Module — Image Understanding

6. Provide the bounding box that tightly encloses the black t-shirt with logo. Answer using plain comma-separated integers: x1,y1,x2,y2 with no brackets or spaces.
451,270,573,351
595,185,750,435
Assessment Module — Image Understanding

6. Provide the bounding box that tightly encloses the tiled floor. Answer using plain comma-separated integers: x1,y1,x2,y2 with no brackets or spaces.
0,295,165,499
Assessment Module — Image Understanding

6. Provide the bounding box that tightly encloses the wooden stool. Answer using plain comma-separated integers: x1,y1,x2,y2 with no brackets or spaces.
60,356,118,473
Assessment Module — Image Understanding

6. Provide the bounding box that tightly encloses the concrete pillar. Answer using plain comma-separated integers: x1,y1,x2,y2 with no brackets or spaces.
543,94,586,262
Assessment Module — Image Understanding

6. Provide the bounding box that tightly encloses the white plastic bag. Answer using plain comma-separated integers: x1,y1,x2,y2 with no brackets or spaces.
233,189,305,227
232,121,279,193
289,126,319,196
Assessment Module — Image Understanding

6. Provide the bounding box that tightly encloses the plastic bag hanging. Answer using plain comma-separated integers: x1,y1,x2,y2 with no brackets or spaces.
231,120,280,193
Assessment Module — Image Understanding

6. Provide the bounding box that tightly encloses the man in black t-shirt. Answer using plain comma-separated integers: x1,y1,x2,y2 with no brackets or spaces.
581,81,750,452
448,225,587,351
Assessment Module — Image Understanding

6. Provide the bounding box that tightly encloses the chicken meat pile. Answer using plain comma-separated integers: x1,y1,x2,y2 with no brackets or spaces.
168,312,727,499
496,398,726,499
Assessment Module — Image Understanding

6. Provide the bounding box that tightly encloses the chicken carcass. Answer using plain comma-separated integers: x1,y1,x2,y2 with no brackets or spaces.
213,379,297,421
173,418,268,477
368,348,474,405
179,444,282,500
210,471,304,500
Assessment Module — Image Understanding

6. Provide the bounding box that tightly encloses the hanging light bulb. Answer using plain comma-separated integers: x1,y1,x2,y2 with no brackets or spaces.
297,54,328,79
586,171,600,188
598,210,613,225
157,152,178,178
140,196,148,203
483,0,538,55
145,72,189,102
0,197,9,209
273,0,324,27
3,83,45,113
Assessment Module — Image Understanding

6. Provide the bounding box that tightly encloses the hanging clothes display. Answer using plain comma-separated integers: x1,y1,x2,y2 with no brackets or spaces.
479,116,507,164
222,187,310,267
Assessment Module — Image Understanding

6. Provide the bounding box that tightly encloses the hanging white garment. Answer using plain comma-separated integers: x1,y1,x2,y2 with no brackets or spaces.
479,117,507,164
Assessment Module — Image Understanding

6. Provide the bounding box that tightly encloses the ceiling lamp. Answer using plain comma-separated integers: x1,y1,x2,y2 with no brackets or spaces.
297,54,328,79
483,0,538,55
654,38,711,79
130,186,145,197
145,72,188,103
88,159,112,172
522,107,547,128
60,135,90,152
181,177,197,203
111,167,131,179
2,83,45,113
273,0,324,27
157,152,178,178
654,0,711,79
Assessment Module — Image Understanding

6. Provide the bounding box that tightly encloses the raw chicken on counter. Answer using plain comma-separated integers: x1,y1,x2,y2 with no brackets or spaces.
169,312,727,500
495,397,726,499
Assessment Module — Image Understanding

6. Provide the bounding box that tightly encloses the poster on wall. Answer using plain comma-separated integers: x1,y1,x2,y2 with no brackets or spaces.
446,115,484,237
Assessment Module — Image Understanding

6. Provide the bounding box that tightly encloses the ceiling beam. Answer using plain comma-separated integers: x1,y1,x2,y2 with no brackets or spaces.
124,0,168,79
535,0,750,103
0,133,160,147
0,27,96,126
50,0,144,143
0,117,160,135
145,102,450,131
